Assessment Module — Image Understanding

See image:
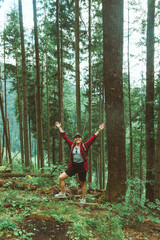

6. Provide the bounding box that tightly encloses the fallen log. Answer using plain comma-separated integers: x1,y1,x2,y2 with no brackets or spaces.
128,220,160,233
2,202,13,208
39,186,60,195
70,202,99,207
0,173,54,178
0,178,36,190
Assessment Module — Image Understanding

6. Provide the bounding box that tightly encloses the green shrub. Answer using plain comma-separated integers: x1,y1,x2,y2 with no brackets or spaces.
0,219,17,231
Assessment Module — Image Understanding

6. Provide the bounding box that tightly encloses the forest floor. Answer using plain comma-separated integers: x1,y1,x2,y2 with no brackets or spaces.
1,176,160,240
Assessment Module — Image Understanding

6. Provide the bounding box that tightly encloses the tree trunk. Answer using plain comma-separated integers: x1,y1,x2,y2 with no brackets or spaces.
102,87,105,189
29,117,32,161
0,132,2,166
31,36,39,169
57,0,64,163
96,156,99,187
16,59,24,165
99,87,102,190
0,67,2,166
0,96,12,165
45,43,51,167
88,0,92,186
145,0,155,202
2,129,4,159
7,119,11,160
102,0,126,202
3,33,8,164
32,49,39,169
154,94,160,200
75,0,81,132
127,2,133,178
52,131,56,164
18,0,30,168
140,75,145,200
140,116,143,199
34,68,39,169
32,0,44,171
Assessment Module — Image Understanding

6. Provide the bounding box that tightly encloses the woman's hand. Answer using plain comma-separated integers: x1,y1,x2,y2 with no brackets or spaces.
55,121,61,128
95,123,105,136
99,123,105,131
55,121,64,133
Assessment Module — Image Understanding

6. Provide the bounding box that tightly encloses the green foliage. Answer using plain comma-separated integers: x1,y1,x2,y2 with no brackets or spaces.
0,203,4,212
85,195,96,203
87,213,124,240
0,218,34,240
13,229,34,240
99,179,160,226
67,217,93,240
67,211,124,240
1,178,160,240
0,219,17,231
126,177,144,205
65,203,124,240
50,201,77,222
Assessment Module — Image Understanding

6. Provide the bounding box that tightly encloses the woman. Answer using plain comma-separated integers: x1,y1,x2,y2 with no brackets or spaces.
55,121,105,203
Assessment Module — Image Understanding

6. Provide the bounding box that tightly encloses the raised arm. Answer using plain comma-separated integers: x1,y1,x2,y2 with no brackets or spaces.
55,121,73,147
95,123,105,136
84,123,105,150
55,121,64,133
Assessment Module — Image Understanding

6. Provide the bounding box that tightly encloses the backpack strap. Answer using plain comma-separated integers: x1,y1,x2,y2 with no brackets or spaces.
82,142,87,152
71,143,74,152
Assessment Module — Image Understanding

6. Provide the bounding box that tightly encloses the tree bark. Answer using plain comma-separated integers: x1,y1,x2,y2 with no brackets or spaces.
52,130,56,164
0,96,12,165
45,43,51,167
102,87,105,189
57,0,64,163
99,87,102,190
154,94,160,200
140,76,145,200
0,67,2,166
75,0,81,132
3,32,8,164
102,0,126,202
127,2,133,178
88,0,92,186
18,0,30,168
29,117,32,161
16,59,24,165
32,0,44,171
145,0,155,202
0,131,2,166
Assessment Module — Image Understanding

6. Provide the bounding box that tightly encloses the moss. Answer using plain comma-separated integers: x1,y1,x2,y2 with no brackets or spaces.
98,194,108,203
0,166,12,173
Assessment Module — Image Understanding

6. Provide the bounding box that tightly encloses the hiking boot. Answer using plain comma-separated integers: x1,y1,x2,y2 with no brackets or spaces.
80,198,86,203
55,192,66,199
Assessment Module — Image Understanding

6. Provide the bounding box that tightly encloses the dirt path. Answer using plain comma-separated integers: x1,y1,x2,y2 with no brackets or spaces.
20,215,70,240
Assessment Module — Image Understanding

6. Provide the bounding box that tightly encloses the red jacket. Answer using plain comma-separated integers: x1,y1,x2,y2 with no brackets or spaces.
60,131,97,171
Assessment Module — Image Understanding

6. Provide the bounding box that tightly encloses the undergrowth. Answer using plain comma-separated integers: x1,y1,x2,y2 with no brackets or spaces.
0,174,160,239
